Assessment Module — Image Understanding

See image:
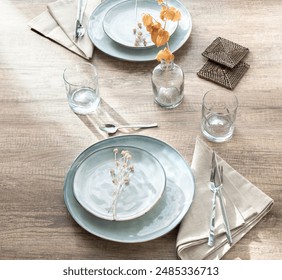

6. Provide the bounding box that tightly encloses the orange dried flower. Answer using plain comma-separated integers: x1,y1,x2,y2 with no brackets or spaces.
142,14,153,27
146,21,161,34
142,15,169,47
160,6,181,21
153,28,170,47
142,1,181,62
156,47,175,62
171,7,181,21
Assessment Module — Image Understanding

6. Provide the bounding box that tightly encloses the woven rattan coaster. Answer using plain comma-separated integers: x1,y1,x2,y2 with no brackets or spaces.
202,37,249,68
197,60,250,89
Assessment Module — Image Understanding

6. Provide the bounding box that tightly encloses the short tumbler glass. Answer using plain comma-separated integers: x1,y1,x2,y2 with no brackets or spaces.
201,89,238,143
63,62,100,115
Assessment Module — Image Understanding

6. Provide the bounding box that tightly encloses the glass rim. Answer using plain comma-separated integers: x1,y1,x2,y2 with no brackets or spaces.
202,89,238,111
63,62,98,87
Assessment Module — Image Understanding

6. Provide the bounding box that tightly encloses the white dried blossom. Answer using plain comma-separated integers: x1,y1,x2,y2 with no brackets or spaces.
129,165,134,172
133,21,145,47
109,148,135,220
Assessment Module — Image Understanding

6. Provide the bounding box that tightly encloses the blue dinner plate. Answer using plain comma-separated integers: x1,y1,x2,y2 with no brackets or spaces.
87,0,192,61
64,135,195,243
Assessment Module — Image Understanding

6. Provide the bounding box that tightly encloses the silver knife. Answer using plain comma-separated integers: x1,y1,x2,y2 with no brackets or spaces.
217,167,232,245
214,157,233,245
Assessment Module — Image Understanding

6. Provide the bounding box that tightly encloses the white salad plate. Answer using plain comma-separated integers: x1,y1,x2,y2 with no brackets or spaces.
73,145,166,221
103,0,178,49
64,135,195,243
88,0,192,61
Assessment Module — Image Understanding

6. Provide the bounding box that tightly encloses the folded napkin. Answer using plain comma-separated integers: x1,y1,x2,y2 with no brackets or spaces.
176,138,274,260
28,0,101,59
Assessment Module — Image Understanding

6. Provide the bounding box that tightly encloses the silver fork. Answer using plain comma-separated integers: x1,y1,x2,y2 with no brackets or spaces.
208,166,217,246
74,0,87,41
217,165,233,245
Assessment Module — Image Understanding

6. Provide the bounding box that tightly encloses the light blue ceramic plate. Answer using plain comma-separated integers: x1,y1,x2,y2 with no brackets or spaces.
103,0,178,49
73,145,166,221
87,0,192,61
64,135,195,243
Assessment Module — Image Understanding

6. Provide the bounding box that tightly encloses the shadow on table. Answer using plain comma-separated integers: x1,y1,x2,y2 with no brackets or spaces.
77,98,130,141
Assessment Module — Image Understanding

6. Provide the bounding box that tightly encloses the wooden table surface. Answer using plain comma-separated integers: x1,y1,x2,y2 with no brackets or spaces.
0,0,281,260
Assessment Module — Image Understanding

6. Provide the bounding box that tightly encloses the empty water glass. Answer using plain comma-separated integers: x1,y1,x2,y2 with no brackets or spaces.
201,89,238,142
63,62,100,115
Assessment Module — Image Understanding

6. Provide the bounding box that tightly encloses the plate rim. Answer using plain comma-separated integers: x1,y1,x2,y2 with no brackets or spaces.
73,144,167,221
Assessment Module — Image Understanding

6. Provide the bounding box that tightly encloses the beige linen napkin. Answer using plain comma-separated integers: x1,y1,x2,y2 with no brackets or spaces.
28,0,101,59
176,137,274,260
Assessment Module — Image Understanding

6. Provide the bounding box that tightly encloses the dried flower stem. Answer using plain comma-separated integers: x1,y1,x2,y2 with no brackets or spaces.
142,0,181,61
110,149,134,220
111,182,123,221
133,0,147,47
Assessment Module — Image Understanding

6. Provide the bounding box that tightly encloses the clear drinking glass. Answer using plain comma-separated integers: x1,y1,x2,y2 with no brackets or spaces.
201,89,238,142
63,62,100,115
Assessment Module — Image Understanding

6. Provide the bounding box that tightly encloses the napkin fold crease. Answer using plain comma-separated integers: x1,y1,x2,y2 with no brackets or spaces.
28,0,101,59
176,138,274,260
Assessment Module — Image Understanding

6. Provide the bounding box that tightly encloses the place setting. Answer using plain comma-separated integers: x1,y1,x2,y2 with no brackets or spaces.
29,0,193,110
88,0,192,61
28,0,192,61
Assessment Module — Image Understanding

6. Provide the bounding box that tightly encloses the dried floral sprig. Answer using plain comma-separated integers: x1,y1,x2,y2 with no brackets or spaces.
142,0,181,62
133,22,147,47
110,148,134,220
133,0,147,47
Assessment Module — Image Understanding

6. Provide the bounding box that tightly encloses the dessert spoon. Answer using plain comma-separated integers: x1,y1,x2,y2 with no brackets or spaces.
99,123,158,134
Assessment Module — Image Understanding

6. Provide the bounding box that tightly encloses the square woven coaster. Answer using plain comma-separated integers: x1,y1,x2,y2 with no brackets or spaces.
197,60,250,89
202,37,249,68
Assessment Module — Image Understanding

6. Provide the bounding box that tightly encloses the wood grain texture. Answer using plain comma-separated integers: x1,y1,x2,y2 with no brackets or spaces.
0,0,281,260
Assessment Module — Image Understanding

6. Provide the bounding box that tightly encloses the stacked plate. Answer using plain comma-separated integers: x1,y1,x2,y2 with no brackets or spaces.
87,0,192,61
73,145,166,221
64,135,195,243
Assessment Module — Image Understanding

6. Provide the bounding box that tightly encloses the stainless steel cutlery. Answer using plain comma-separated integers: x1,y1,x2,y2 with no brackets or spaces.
99,123,158,135
217,165,232,245
74,0,87,41
208,152,232,246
